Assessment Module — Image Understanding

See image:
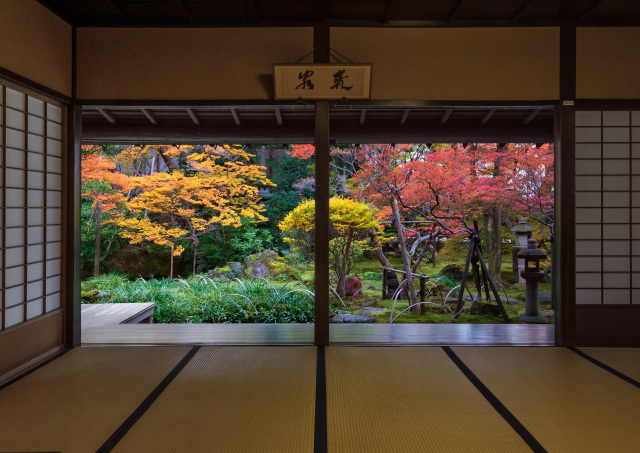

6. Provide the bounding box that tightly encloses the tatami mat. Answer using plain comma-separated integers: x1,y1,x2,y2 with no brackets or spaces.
578,347,640,382
113,346,316,453
0,346,191,453
326,347,530,452
453,347,640,452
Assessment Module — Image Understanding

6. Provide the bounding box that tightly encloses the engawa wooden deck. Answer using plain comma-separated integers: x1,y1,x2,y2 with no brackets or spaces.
80,321,554,346
81,303,155,330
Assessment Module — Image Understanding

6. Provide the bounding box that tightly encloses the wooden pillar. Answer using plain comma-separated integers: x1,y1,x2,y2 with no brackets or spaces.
314,25,330,346
555,19,577,346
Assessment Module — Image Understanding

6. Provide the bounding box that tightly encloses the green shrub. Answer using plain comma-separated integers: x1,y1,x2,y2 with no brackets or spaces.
363,271,381,281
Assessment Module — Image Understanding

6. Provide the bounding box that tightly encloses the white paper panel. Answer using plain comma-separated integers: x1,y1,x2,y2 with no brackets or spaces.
27,172,44,190
47,121,61,140
575,193,601,207
576,257,602,272
47,174,62,190
27,190,45,207
576,289,602,304
28,208,44,226
45,293,60,312
28,97,45,117
576,224,601,240
46,104,62,123
46,225,61,241
5,246,24,267
46,208,61,224
603,111,629,126
5,286,24,307
576,111,601,126
26,263,44,281
48,191,61,207
28,152,45,171
6,108,25,130
6,169,25,187
603,289,630,303
576,176,601,191
6,188,25,207
603,160,630,175
576,127,601,143
576,240,602,255
602,208,629,223
5,88,25,109
47,156,62,174
603,192,629,207
46,276,60,294
27,280,44,300
603,224,630,239
575,208,601,223
5,266,24,287
45,259,61,277
604,273,630,288
27,299,44,320
47,138,61,157
5,306,24,328
46,242,61,259
6,148,25,168
602,240,630,255
633,111,640,126
6,227,25,247
5,208,25,227
27,115,45,135
576,144,601,159
27,226,44,244
27,245,44,263
27,133,44,153
603,176,629,191
603,127,630,142
603,257,630,272
576,273,602,288
6,128,25,148
575,160,601,175
603,143,629,158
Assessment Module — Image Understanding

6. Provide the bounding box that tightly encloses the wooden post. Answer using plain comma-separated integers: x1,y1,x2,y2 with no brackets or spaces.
419,276,426,313
382,267,388,299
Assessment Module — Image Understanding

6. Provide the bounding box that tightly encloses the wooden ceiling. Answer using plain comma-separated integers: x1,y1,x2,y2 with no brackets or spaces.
37,0,640,27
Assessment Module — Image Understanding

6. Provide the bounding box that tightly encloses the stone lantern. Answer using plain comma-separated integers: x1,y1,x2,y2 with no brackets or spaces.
510,217,536,283
517,238,548,324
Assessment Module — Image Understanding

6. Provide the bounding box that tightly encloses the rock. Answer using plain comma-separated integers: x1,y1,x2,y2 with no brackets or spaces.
539,292,552,302
469,301,502,316
542,309,555,320
228,262,245,278
361,307,386,316
243,250,294,279
519,314,549,324
490,296,521,305
330,314,377,323
345,276,363,298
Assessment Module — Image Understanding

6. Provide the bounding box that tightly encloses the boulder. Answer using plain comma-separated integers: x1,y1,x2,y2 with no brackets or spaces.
244,250,291,279
330,314,377,323
345,276,363,298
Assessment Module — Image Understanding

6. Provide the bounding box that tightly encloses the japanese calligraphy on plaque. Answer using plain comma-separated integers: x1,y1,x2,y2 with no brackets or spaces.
273,64,372,100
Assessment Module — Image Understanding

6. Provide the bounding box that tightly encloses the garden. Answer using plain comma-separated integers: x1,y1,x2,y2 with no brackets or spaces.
81,143,554,325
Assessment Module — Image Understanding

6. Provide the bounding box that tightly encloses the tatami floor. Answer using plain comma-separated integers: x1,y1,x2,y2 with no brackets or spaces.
1,346,639,452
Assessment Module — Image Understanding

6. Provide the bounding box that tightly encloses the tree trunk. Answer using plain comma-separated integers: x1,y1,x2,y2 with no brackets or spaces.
169,247,174,280
484,208,502,283
94,204,102,277
392,198,419,314
193,245,198,275
158,146,180,171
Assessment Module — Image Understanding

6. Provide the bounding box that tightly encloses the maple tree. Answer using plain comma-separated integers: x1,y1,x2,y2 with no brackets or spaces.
108,145,272,279
279,197,382,297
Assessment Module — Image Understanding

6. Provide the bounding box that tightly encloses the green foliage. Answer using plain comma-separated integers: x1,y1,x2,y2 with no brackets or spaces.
82,273,337,323
363,271,381,281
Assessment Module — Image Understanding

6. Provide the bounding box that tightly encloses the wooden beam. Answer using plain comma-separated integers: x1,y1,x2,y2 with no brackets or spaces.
523,108,542,125
577,0,610,21
186,108,200,125
448,0,465,23
141,109,157,125
103,0,132,24
359,109,367,126
230,108,241,126
440,109,453,125
400,109,410,125
481,108,497,125
383,0,398,23
97,108,116,125
275,108,283,126
176,0,197,23
510,0,537,23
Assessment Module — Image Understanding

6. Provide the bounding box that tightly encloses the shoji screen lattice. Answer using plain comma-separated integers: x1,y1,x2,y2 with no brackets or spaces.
0,83,63,331
575,110,640,305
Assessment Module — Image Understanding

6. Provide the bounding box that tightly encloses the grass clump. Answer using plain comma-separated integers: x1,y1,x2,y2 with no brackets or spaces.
82,273,335,324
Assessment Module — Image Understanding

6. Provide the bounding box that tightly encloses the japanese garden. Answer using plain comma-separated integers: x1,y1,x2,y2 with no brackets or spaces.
81,142,554,325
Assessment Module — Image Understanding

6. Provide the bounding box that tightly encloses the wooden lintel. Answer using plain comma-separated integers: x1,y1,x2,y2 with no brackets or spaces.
577,0,610,21
141,109,157,125
359,109,367,126
523,108,542,125
186,108,200,125
400,109,410,125
383,0,398,23
104,0,132,24
440,109,453,125
275,108,283,126
177,0,197,23
448,0,465,23
510,0,537,23
97,108,116,125
481,108,497,125
230,108,241,126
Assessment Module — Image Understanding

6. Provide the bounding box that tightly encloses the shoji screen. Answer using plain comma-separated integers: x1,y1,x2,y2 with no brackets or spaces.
575,110,640,305
0,80,65,378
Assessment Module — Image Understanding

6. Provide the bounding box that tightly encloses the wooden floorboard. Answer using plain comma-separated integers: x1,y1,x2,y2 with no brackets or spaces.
81,303,155,329
81,323,554,345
